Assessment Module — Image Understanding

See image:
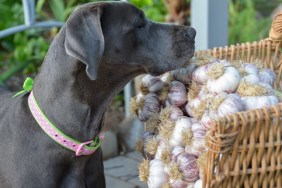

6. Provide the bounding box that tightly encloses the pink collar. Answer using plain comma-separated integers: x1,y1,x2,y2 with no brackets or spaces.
28,91,104,156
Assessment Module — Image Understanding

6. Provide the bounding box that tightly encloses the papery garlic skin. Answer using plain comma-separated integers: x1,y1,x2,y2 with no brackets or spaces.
141,74,166,93
169,179,191,188
192,63,215,84
194,179,203,188
186,124,206,156
186,97,202,117
242,95,279,110
170,117,193,147
155,139,169,160
207,66,241,94
243,63,259,75
169,106,184,121
168,81,187,107
177,153,199,182
217,94,245,117
147,159,169,188
241,74,261,84
171,146,185,162
259,68,276,86
201,110,218,130
138,93,160,121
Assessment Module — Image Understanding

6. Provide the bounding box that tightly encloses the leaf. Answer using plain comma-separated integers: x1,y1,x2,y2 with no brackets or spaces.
36,0,46,13
49,0,65,21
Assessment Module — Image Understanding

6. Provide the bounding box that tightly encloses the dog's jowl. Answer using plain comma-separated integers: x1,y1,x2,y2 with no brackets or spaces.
0,1,195,187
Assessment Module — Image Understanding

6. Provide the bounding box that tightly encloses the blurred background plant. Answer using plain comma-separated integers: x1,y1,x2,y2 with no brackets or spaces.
0,0,281,88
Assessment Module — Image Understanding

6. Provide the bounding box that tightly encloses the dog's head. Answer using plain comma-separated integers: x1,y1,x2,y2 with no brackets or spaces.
65,1,195,80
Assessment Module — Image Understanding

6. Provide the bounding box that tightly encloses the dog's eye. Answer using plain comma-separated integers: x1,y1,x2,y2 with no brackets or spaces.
137,23,146,29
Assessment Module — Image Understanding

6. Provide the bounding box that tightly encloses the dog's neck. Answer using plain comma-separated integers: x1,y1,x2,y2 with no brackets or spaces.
33,27,142,141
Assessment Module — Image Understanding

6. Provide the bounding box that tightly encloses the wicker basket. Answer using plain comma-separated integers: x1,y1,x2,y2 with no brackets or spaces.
194,13,282,188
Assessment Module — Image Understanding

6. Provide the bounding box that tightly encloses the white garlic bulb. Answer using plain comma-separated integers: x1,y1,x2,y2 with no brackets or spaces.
170,117,193,147
192,63,215,84
207,65,241,94
171,146,185,162
241,95,279,110
243,63,259,75
185,123,206,156
147,159,169,188
194,179,203,188
241,74,261,84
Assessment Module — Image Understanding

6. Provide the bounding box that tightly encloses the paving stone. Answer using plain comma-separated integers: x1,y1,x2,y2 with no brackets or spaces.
128,176,148,188
101,131,118,160
104,156,139,181
105,175,136,188
117,117,144,151
126,151,143,162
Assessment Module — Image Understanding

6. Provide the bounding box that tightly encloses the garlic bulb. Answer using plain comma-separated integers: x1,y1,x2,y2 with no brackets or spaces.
176,153,199,182
170,179,191,188
185,123,206,156
143,136,159,160
140,74,166,94
169,106,184,121
155,139,170,161
207,65,241,94
172,63,197,85
171,146,185,162
194,179,203,188
241,74,261,84
216,93,245,118
241,95,279,110
242,63,259,75
201,110,218,130
192,63,215,84
170,117,193,147
139,159,169,188
160,72,173,84
168,81,187,107
259,68,276,86
138,93,160,121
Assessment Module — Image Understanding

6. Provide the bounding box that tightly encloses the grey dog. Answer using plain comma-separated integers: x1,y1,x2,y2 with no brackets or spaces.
0,1,195,187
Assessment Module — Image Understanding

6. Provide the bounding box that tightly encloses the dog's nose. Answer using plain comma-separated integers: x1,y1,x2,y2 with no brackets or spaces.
184,27,196,39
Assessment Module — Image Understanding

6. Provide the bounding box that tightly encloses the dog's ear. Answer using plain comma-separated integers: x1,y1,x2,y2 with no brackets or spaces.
65,6,104,80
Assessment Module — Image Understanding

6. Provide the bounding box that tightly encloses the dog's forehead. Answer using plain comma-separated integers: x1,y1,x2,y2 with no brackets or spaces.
105,2,144,21
76,2,143,22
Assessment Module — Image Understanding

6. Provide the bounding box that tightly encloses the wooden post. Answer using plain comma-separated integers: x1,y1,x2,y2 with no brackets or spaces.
191,0,229,50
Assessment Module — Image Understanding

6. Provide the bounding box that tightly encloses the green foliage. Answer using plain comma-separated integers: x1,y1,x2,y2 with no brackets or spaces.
228,0,272,44
128,0,167,22
0,0,279,87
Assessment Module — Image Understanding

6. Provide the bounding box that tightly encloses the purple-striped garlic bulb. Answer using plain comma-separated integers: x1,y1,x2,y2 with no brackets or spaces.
138,93,160,122
167,81,187,107
176,153,199,182
140,74,166,94
259,68,276,86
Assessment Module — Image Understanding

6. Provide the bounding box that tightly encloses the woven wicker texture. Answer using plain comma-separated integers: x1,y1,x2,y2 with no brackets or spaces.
194,13,282,188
